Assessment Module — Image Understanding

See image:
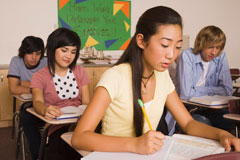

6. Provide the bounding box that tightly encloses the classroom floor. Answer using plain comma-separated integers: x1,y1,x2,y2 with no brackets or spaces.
0,127,31,160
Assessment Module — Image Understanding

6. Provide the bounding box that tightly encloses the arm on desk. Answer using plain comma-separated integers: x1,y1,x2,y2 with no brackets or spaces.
32,88,61,120
8,77,31,95
20,80,31,88
72,87,166,155
166,90,240,152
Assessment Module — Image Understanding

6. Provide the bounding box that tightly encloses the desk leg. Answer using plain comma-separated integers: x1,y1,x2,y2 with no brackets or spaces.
38,125,51,160
12,97,17,139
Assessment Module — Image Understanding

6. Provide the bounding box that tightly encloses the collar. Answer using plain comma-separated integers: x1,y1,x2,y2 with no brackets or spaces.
193,51,222,65
23,58,41,70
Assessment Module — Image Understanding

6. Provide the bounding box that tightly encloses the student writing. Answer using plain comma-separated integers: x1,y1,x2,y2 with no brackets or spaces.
22,28,90,160
72,6,240,154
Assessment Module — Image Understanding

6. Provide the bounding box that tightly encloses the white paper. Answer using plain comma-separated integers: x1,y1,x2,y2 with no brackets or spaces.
189,95,240,106
56,105,87,120
82,134,225,160
82,137,173,160
19,94,32,100
166,134,225,160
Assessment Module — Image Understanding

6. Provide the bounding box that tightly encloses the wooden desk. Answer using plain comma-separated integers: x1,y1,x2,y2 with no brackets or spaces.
26,107,80,160
223,113,240,138
232,82,240,95
61,132,225,160
193,152,240,160
61,132,90,157
223,113,240,121
182,100,228,109
26,108,78,125
231,73,240,79
232,82,240,88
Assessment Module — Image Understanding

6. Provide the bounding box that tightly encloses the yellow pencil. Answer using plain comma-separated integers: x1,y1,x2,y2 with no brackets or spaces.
138,99,152,130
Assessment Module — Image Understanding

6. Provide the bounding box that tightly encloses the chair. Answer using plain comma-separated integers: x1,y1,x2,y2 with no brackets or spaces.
223,99,240,137
15,111,26,160
230,68,240,82
12,96,17,139
230,68,240,95
16,101,33,160
193,152,240,160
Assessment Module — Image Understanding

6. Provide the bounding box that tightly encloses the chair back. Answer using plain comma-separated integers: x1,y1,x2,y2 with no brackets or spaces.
228,99,240,114
230,68,240,82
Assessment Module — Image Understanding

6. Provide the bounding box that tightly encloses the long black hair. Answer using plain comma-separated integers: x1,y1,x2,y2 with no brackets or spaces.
116,6,183,137
46,27,81,76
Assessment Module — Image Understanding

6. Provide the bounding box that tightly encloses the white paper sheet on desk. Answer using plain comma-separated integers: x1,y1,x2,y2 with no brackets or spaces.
56,105,87,120
189,95,240,106
82,137,173,160
166,134,224,160
81,134,225,160
19,94,32,100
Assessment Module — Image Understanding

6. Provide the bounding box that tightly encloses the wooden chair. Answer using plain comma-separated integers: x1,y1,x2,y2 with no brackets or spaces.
16,101,32,160
230,68,240,82
230,68,240,95
223,99,240,137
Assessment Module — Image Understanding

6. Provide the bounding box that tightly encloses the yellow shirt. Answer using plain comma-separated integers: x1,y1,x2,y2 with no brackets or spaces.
96,63,175,137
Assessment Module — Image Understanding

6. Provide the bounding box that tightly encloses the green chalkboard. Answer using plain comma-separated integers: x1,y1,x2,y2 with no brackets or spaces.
58,0,131,50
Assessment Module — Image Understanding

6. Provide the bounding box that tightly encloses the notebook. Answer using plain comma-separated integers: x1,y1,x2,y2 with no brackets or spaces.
19,94,32,100
82,134,225,160
188,95,240,106
56,105,87,120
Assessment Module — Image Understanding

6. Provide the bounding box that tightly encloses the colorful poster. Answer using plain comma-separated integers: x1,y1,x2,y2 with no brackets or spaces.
58,0,131,50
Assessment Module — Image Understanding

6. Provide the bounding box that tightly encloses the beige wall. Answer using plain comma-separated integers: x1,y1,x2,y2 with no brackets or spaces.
1,0,240,68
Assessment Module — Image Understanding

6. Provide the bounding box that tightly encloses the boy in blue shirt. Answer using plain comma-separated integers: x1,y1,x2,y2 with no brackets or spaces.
7,36,47,95
175,25,234,131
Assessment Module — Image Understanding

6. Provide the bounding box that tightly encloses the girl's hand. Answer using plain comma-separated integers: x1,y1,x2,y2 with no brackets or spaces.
134,130,166,154
44,105,62,120
219,134,240,151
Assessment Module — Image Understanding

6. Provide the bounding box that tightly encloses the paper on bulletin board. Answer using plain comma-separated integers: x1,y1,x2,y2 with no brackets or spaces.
58,0,131,50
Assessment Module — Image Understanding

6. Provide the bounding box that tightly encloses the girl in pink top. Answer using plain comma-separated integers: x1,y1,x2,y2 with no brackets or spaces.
27,28,90,160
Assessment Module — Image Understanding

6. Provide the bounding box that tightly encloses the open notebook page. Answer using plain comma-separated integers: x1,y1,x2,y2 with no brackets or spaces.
56,105,87,120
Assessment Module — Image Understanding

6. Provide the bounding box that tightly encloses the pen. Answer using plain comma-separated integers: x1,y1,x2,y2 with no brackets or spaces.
137,99,152,130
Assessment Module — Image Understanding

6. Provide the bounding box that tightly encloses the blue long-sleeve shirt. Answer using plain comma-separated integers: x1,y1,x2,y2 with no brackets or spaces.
175,48,233,100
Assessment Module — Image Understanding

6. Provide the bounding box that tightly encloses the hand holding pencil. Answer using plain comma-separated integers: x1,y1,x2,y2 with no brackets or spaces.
136,99,166,154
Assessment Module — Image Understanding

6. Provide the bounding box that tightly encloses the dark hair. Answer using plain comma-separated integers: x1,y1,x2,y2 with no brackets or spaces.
18,36,44,58
116,6,183,137
46,28,81,76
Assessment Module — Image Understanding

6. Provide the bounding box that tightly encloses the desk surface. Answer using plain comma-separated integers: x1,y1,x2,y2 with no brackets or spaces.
26,108,78,125
182,100,228,109
223,113,240,121
61,132,90,157
14,94,32,102
193,152,240,160
231,74,240,77
232,82,240,88
61,132,226,160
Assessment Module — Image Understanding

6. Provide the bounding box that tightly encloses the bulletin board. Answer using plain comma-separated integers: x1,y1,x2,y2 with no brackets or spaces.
58,0,131,50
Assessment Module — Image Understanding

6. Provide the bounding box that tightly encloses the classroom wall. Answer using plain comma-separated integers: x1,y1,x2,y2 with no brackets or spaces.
1,0,240,68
